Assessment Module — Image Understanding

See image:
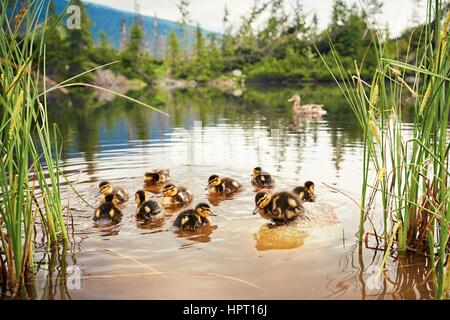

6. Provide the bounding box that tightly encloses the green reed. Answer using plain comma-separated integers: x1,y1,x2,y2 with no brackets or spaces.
0,1,167,297
0,0,69,294
318,0,450,299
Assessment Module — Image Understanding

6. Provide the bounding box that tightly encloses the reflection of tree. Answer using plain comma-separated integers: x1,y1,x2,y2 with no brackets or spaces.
326,244,435,300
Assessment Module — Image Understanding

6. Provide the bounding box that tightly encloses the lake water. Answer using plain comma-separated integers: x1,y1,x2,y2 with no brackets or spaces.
6,85,434,300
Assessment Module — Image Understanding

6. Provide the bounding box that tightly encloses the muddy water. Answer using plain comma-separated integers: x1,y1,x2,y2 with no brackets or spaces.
21,86,434,299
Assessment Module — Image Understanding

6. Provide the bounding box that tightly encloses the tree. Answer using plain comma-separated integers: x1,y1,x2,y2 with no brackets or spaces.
64,0,93,79
166,31,181,77
331,0,349,28
362,0,384,29
411,0,423,26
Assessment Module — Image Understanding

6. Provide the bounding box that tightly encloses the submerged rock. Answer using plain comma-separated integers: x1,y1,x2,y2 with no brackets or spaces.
300,202,341,228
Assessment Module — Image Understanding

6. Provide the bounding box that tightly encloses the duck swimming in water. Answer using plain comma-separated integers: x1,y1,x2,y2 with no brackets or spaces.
251,167,275,189
98,181,129,205
206,175,242,195
135,190,165,221
292,181,316,202
253,190,305,224
173,203,213,230
289,94,327,117
93,194,123,225
161,183,194,207
144,168,171,186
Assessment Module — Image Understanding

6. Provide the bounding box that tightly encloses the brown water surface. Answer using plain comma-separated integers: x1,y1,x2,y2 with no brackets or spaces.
7,86,434,300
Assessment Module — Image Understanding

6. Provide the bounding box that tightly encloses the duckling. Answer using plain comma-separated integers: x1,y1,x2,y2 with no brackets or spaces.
144,168,171,186
289,94,327,117
93,194,123,224
98,181,129,205
135,190,165,221
206,175,242,195
251,167,275,189
253,191,305,224
292,181,316,202
173,203,213,230
161,183,194,207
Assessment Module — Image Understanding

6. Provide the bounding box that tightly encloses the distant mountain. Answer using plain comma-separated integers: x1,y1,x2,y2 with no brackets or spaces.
51,0,215,56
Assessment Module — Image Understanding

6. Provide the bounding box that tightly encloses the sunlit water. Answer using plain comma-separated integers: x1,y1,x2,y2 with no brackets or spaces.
5,86,434,300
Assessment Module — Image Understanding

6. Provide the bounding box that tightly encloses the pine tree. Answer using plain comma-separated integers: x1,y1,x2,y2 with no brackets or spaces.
64,0,93,78
331,0,349,28
411,0,423,26
166,31,181,77
362,0,383,29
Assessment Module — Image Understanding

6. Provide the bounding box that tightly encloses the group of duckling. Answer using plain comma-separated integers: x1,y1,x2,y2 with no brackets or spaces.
93,167,317,230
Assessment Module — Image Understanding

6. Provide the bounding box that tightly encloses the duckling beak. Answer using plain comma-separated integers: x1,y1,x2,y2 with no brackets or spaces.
210,213,218,217
252,207,259,215
205,183,213,190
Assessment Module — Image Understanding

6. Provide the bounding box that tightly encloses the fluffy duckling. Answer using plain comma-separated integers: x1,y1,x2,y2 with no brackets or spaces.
98,181,129,205
161,183,194,207
292,181,316,202
206,175,242,195
144,168,171,186
173,203,213,230
251,167,275,189
93,194,123,224
135,190,165,221
253,191,305,224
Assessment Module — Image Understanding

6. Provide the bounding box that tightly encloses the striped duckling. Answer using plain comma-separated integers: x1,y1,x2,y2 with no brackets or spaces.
93,194,123,225
253,190,305,224
144,168,171,186
135,190,165,221
251,167,275,189
292,181,316,202
98,180,129,205
206,175,242,195
161,183,194,207
173,203,213,230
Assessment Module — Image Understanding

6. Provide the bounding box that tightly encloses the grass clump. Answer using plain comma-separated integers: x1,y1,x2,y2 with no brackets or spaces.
319,0,450,299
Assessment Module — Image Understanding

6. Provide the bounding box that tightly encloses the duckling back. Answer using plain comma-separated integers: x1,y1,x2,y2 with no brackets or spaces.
93,202,123,225
261,191,305,223
252,173,275,189
161,186,193,206
219,178,242,194
136,200,165,221
173,209,202,230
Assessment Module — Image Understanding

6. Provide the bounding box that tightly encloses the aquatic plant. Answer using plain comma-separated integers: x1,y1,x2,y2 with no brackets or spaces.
314,0,450,299
0,0,167,297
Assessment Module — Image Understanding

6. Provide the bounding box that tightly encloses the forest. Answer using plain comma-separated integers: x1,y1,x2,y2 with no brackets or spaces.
43,0,426,86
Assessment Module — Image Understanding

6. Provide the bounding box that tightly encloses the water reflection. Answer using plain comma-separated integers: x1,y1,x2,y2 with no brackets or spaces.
175,225,218,245
254,223,309,251
327,244,435,300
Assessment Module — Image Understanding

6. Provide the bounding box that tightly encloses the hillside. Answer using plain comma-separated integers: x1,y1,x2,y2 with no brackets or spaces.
52,0,213,55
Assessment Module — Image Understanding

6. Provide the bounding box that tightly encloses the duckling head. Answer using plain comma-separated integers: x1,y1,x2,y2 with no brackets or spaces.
162,184,178,197
135,190,147,207
206,175,221,189
252,167,262,177
195,203,212,218
253,191,271,215
144,172,160,183
99,181,113,195
305,181,315,193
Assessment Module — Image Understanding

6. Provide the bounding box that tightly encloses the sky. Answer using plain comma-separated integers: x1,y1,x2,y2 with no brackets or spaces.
86,0,427,37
